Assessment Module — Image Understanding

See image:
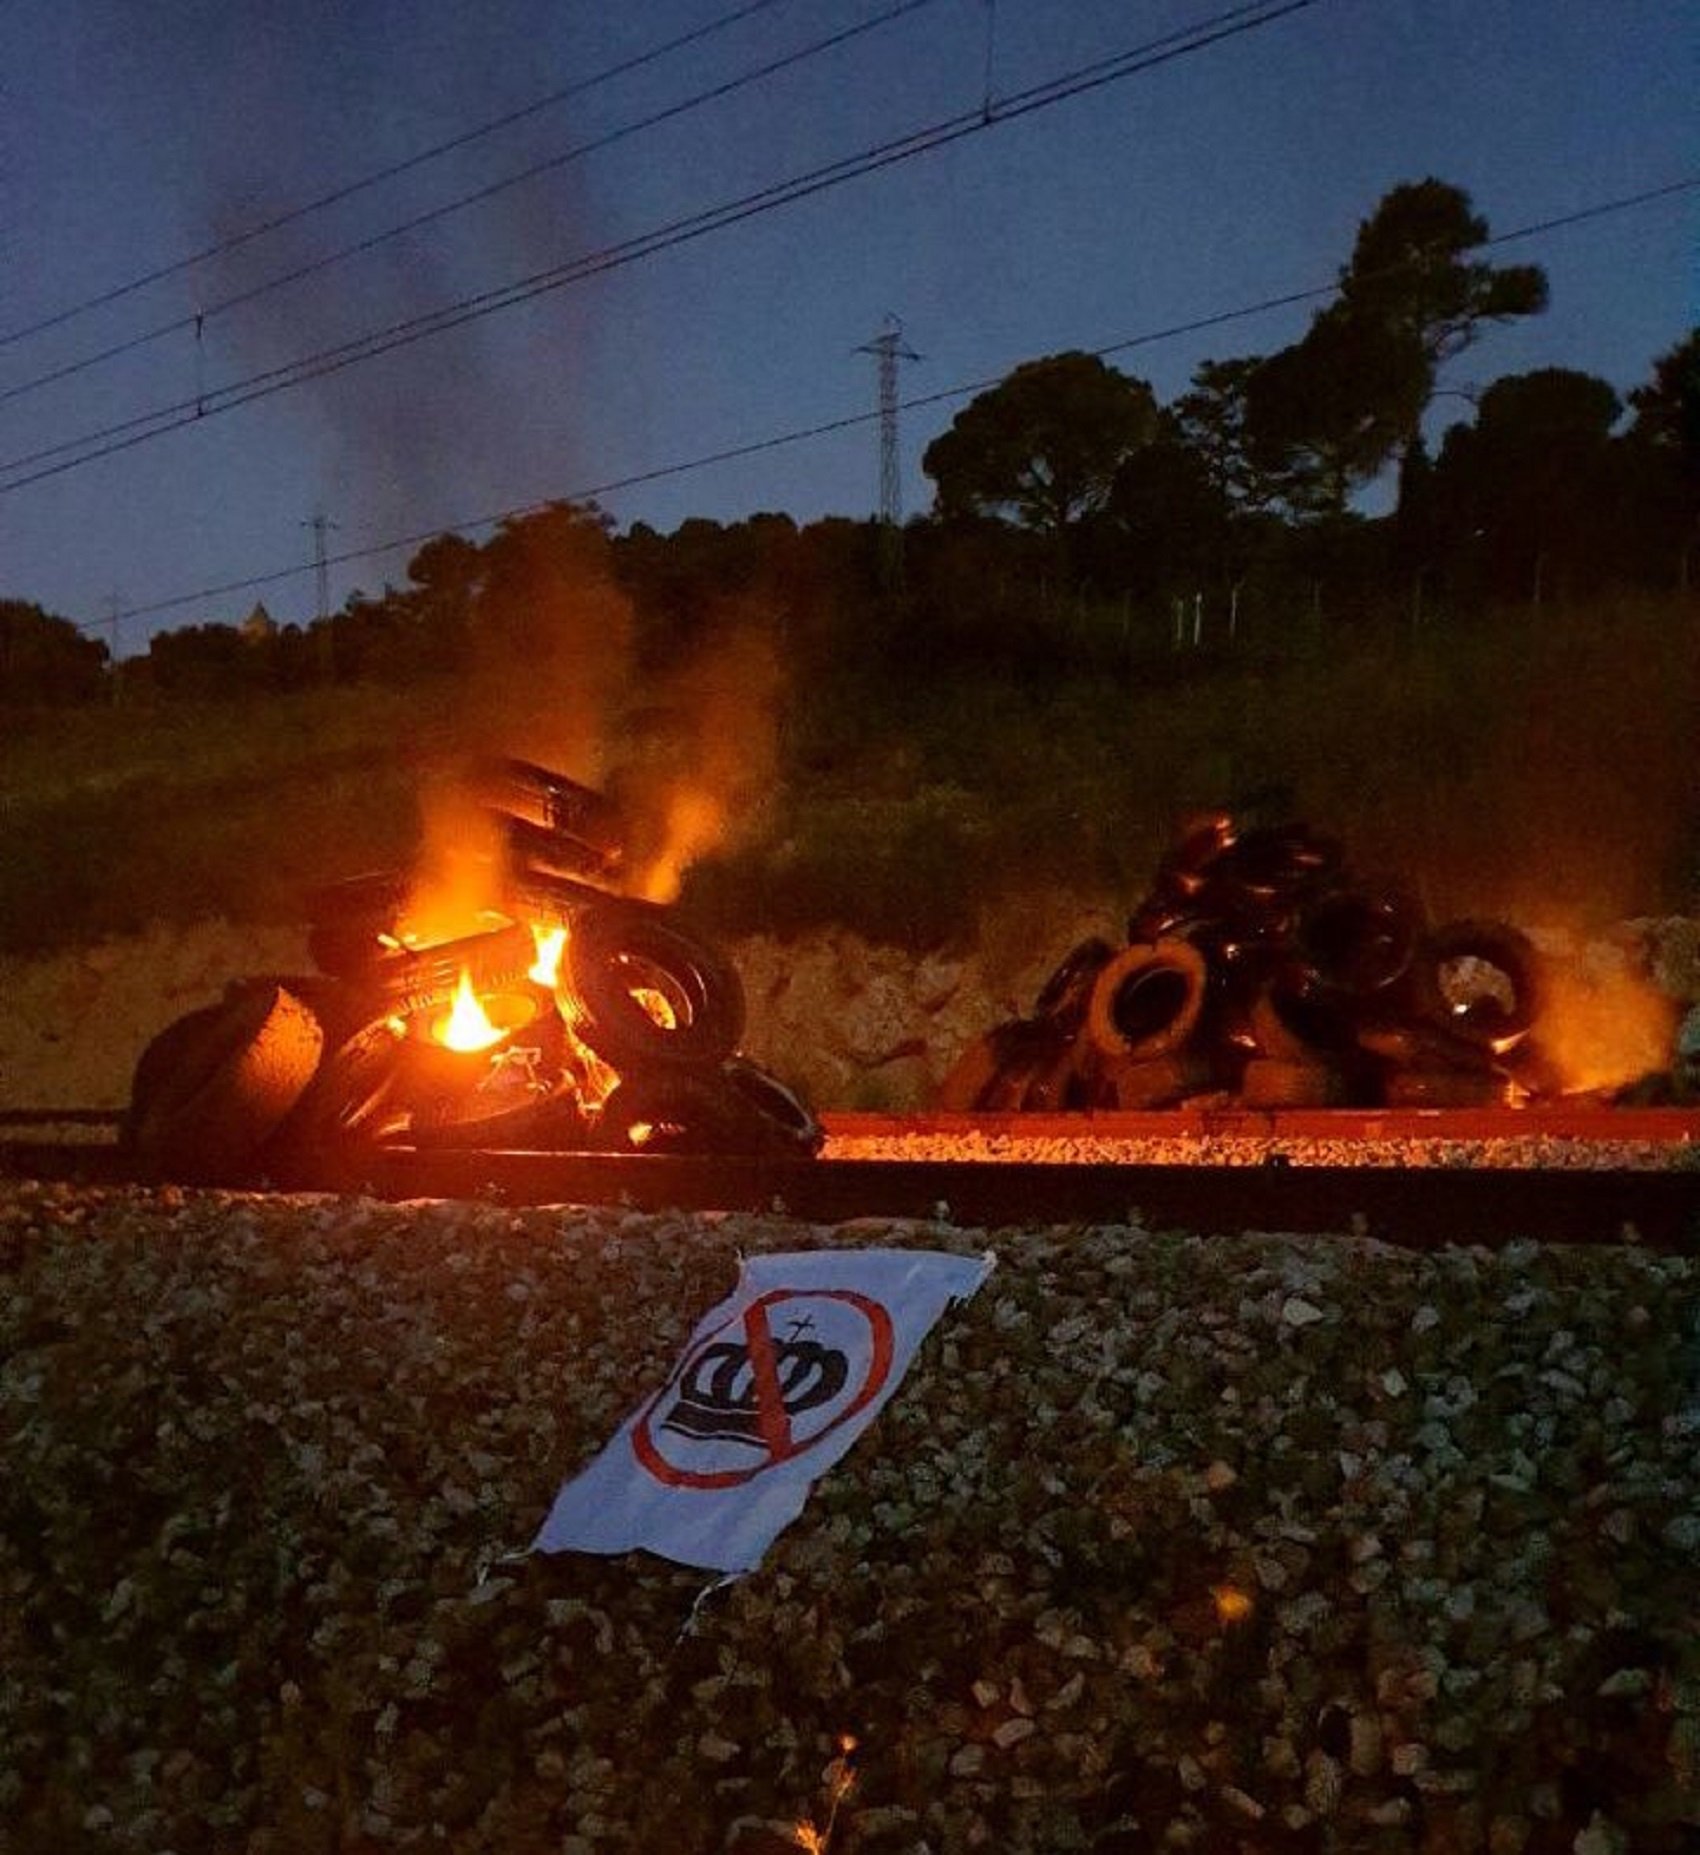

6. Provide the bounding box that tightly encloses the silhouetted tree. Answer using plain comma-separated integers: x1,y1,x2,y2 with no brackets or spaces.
1173,358,1283,515
474,500,620,667
1240,180,1548,523
145,623,255,698
1625,327,1700,590
1429,368,1622,604
404,532,484,668
1098,427,1231,602
921,352,1159,539
0,600,108,705
1337,178,1548,376
1245,305,1429,519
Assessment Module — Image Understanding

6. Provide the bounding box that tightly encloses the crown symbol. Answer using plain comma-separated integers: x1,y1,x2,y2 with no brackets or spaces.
662,1333,849,1447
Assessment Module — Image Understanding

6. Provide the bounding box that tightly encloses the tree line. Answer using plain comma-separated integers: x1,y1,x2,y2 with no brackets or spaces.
2,178,1695,710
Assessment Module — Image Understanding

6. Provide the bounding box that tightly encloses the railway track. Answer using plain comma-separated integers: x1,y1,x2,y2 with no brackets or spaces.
3,1105,1697,1248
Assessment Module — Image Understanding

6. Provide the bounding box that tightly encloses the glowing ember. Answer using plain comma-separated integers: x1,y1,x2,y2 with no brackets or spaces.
435,970,504,1053
632,984,678,1030
1211,1584,1254,1625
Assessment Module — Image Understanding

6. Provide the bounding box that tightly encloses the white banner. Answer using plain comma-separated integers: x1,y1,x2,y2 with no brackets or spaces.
533,1246,994,1574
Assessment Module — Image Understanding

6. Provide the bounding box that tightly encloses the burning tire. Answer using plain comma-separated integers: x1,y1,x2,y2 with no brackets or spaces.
1084,940,1208,1064
1410,920,1545,1053
372,922,536,1013
564,908,744,1073
467,756,629,876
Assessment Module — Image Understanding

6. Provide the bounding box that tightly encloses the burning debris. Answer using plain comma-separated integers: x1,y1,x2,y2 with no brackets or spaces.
938,811,1648,1113
124,759,822,1187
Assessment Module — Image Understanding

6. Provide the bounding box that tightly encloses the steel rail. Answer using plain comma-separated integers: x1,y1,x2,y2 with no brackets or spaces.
2,1113,1696,1249
821,1106,1700,1145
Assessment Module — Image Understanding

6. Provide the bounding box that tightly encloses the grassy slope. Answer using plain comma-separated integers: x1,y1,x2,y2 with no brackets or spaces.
1,596,1694,958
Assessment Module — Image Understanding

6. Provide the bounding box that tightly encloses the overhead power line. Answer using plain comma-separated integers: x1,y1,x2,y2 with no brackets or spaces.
0,0,794,353
0,0,1322,496
81,174,1699,634
0,0,945,413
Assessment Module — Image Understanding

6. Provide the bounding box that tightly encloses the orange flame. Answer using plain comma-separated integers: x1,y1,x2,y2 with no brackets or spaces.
1535,962,1677,1095
435,970,503,1052
637,786,726,906
529,922,567,988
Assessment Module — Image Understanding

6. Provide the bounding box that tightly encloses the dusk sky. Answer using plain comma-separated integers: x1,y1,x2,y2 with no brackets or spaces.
3,0,1694,652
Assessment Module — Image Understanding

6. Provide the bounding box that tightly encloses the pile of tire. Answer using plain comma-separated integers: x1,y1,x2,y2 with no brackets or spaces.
123,759,823,1187
937,812,1550,1113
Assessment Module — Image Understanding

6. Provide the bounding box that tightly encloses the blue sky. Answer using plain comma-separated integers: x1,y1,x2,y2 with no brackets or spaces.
2,0,1694,650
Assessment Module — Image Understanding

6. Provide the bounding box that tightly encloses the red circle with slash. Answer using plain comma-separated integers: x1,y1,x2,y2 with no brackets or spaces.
632,1288,894,1489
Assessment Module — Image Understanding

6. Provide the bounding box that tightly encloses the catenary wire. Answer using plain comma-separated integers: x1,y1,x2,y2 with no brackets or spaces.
0,0,795,353
79,175,1699,632
0,0,1319,491
0,0,945,412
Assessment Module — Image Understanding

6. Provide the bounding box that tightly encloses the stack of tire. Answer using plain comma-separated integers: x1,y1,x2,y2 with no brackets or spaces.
123,759,822,1187
937,813,1548,1113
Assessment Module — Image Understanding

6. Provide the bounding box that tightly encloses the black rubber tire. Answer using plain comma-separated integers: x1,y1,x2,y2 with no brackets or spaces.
1084,939,1208,1063
304,868,409,930
371,922,537,1015
406,1086,590,1152
933,1033,1007,1112
464,756,629,869
122,1001,231,1154
1290,887,1421,1003
267,1016,413,1174
1032,938,1116,1033
1249,984,1352,1062
564,907,744,1073
977,1019,1072,1112
125,983,326,1185
721,1057,826,1156
1383,1068,1515,1108
1239,1057,1349,1109
596,1069,775,1156
1099,1050,1212,1109
1018,1038,1087,1112
501,813,623,883
1410,920,1545,1052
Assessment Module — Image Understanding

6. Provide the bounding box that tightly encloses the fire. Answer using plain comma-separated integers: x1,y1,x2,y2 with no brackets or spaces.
435,970,504,1053
1534,962,1677,1095
638,786,726,905
633,984,678,1030
793,1732,859,1852
529,922,567,988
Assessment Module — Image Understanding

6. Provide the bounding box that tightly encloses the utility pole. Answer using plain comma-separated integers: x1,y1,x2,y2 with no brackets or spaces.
303,509,339,681
856,314,919,587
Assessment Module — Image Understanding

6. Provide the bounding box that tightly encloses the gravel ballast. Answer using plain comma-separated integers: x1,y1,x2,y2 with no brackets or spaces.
2,1181,1697,1853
